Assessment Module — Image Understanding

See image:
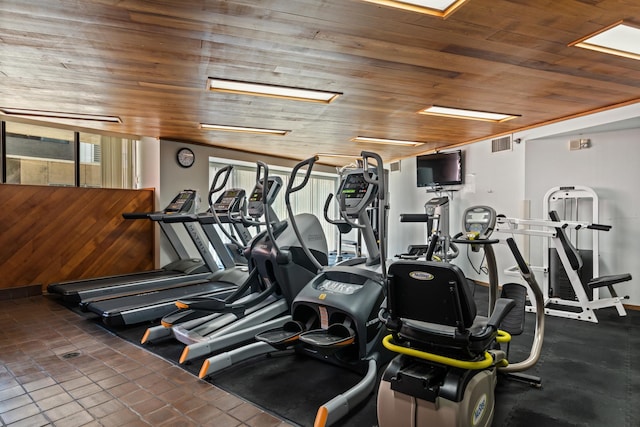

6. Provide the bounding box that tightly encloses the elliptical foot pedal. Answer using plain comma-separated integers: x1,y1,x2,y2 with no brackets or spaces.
298,323,355,350
255,321,304,349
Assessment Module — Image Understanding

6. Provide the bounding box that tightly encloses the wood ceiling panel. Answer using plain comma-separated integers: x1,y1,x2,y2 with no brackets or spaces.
1,0,639,166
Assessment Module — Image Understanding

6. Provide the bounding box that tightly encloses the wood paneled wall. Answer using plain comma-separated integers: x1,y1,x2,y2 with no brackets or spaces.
0,184,155,291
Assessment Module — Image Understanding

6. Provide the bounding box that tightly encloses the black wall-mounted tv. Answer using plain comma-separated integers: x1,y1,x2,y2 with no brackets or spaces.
416,150,463,187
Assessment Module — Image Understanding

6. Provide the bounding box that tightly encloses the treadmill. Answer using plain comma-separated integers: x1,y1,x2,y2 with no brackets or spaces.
140,166,290,347
47,189,213,305
82,166,258,327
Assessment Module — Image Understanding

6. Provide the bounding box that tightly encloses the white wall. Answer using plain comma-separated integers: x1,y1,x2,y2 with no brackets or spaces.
136,136,162,267
387,106,640,306
523,127,640,305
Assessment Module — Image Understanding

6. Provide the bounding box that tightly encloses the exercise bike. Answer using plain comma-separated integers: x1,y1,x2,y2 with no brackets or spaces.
377,205,545,427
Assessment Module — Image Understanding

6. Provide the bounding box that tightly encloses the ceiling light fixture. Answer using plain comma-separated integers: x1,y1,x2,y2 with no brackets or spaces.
351,136,426,147
570,21,640,61
200,123,290,136
207,78,341,103
315,153,361,159
418,105,520,122
0,108,121,123
359,0,468,18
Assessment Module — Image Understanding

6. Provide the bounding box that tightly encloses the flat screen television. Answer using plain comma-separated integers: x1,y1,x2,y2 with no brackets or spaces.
416,150,463,187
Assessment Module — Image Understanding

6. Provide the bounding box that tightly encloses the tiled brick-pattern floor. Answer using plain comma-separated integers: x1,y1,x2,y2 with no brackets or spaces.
0,296,294,427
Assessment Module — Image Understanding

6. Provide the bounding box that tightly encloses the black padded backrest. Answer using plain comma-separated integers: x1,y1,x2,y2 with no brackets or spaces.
387,260,477,328
549,210,583,271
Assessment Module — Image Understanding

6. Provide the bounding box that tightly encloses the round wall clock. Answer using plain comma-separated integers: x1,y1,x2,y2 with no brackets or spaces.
176,147,195,168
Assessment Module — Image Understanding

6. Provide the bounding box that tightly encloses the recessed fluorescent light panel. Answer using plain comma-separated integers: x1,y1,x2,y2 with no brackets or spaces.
352,136,425,147
359,0,468,18
419,105,520,122
315,153,361,160
570,21,640,61
207,78,341,103
200,123,290,136
0,108,121,123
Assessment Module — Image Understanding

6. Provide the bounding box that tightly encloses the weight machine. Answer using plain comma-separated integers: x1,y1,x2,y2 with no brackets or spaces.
496,186,631,322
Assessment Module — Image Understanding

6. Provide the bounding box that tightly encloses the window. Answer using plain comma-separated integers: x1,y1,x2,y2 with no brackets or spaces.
1,121,136,188
210,160,339,252
80,132,135,188
5,122,75,186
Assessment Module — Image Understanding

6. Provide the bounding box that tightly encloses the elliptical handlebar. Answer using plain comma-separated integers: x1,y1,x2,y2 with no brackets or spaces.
361,151,385,198
285,156,325,272
323,193,353,234
285,155,318,202
500,237,545,374
208,165,234,207
361,150,388,277
206,165,246,249
256,161,281,256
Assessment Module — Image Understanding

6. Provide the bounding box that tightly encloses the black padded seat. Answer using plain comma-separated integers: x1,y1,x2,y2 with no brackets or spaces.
588,273,632,289
387,260,514,360
549,210,632,292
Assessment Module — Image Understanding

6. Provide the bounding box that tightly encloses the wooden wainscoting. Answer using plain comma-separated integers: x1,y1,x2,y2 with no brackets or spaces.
0,184,155,292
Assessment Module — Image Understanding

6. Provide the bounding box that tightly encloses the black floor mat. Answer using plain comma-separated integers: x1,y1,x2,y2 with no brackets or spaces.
87,286,640,427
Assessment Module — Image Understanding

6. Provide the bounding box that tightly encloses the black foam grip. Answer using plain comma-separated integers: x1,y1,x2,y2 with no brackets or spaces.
588,223,612,231
507,238,530,275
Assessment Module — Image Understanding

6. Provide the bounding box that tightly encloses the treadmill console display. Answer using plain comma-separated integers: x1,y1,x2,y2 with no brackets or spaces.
213,189,244,213
316,279,363,295
165,190,196,213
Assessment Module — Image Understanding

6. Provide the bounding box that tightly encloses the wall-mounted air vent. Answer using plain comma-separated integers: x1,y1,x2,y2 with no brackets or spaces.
569,138,590,150
491,136,512,153
390,161,401,172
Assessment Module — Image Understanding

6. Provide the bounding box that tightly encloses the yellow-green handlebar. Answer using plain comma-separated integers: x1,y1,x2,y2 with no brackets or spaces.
382,332,510,370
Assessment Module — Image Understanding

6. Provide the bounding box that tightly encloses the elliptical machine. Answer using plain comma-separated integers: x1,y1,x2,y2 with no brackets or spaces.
377,206,545,427
141,161,328,364
199,151,392,427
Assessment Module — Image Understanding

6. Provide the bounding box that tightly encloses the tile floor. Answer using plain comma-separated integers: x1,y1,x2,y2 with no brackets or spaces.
0,295,294,427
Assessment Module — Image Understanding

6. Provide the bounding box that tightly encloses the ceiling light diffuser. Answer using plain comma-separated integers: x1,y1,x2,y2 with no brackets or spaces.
0,108,121,123
207,78,341,103
200,123,290,136
359,0,468,18
418,105,520,122
570,21,640,61
351,136,425,146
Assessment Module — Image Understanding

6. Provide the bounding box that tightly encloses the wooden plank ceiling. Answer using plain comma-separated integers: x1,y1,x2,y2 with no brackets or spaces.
1,0,639,166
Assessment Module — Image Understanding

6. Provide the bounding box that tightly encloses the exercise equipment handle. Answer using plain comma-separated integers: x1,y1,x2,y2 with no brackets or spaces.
500,237,545,374
208,165,233,206
256,161,280,255
206,165,249,249
587,223,612,231
451,238,500,245
360,151,385,198
284,156,324,272
506,237,531,275
285,155,318,200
